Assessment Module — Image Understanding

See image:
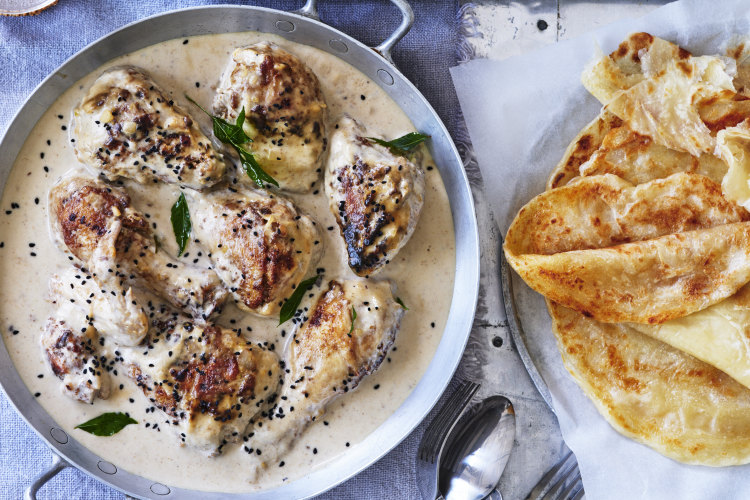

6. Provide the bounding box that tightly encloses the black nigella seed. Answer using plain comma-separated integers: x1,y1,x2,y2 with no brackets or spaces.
34,392,40,397
360,95,365,100
183,39,189,44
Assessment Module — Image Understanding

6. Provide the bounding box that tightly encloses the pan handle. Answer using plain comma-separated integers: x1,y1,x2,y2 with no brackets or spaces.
295,0,415,63
24,453,70,500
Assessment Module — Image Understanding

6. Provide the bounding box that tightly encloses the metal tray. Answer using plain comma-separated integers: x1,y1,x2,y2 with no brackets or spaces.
0,2,480,498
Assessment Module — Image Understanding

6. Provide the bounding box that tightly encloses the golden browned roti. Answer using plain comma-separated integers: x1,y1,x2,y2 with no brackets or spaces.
505,32,750,465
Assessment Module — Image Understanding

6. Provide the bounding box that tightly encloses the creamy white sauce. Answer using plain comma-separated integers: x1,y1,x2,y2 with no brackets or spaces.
0,32,455,492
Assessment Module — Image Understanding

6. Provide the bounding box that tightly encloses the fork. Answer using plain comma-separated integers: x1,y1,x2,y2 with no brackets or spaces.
415,381,480,500
418,381,480,463
525,450,584,500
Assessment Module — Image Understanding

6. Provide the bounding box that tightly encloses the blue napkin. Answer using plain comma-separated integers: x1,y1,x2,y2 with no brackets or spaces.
0,1,460,498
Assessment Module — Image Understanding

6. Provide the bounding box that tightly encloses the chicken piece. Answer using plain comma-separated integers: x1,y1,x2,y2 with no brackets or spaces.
72,66,225,190
325,116,425,276
247,279,403,472
49,267,148,347
189,188,322,317
213,43,328,192
41,308,110,404
118,317,281,454
50,177,227,321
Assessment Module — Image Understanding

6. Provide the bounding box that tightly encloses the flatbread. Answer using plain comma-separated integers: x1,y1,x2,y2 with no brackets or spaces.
582,32,689,105
718,121,750,210
507,173,746,255
627,283,750,391
578,126,727,186
504,173,750,324
548,300,750,466
547,110,622,189
508,32,750,465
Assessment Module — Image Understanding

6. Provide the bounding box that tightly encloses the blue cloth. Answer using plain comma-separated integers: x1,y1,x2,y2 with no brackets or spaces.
0,1,460,498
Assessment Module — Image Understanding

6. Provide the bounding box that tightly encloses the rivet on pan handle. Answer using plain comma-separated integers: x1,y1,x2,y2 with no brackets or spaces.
295,0,415,64
24,453,70,500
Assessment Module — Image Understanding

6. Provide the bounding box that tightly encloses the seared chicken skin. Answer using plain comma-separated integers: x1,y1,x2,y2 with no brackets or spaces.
50,177,227,321
190,189,322,317
120,317,281,455
213,43,328,192
72,66,225,190
248,279,403,472
326,116,425,276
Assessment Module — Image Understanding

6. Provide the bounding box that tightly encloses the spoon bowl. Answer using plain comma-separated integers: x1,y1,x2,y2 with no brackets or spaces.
438,395,516,500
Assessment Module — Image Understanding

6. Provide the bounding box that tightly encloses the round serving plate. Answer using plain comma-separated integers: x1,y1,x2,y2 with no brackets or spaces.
0,3,480,499
500,246,554,409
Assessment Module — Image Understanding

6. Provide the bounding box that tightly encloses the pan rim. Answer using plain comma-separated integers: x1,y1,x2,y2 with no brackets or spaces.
0,5,480,499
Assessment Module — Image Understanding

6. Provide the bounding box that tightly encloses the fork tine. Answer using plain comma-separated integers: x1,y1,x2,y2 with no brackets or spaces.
422,381,479,461
418,385,467,459
418,384,468,458
570,485,585,500
525,451,577,500
554,469,582,500
542,463,578,500
418,381,479,462
570,483,586,500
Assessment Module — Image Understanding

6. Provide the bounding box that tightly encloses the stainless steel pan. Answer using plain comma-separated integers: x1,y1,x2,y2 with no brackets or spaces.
0,2,480,498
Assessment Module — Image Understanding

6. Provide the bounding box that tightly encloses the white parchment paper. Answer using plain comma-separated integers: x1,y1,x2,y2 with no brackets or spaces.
451,1,750,499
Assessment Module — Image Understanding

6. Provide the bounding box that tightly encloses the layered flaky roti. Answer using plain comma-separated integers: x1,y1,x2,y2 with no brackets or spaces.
511,223,750,324
507,173,747,255
627,283,750,391
548,301,750,466
507,32,750,465
504,173,750,324
547,110,623,189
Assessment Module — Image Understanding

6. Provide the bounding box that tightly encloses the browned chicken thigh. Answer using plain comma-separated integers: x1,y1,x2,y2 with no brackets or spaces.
189,188,322,317
247,278,403,474
326,116,425,276
72,66,225,190
120,317,281,455
213,42,328,192
42,269,281,454
50,177,227,321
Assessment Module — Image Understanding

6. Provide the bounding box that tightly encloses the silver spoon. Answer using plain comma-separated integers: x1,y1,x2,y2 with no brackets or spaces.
437,396,516,500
